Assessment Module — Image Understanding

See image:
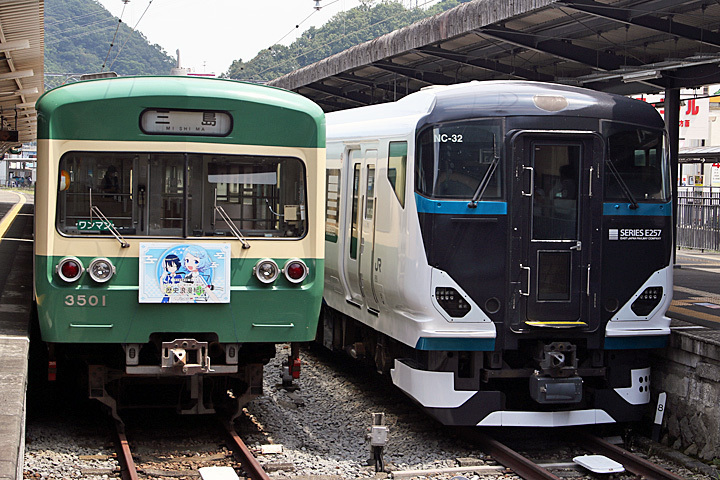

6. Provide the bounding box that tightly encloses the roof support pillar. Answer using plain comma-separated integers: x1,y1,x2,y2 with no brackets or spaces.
665,87,680,263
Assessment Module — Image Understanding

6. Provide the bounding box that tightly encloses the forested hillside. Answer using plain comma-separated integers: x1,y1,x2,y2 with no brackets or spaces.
225,0,472,82
44,0,470,87
44,0,175,87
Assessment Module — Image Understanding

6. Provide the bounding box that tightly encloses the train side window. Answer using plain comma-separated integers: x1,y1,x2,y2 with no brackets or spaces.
365,166,375,220
349,160,361,260
56,152,135,235
388,142,407,207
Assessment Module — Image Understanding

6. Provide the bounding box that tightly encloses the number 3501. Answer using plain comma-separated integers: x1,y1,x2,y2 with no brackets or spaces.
64,294,107,307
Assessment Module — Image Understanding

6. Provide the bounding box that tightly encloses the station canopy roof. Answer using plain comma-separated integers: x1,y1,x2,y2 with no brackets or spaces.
0,0,43,150
679,146,720,163
269,0,720,112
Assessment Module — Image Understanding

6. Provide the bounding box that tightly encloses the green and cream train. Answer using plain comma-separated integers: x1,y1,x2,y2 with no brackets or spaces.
34,76,325,416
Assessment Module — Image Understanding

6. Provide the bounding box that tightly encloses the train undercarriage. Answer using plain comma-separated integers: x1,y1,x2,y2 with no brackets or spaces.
39,335,301,426
318,305,651,426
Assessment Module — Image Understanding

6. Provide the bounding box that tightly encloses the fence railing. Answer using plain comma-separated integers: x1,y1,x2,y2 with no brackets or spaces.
677,188,720,251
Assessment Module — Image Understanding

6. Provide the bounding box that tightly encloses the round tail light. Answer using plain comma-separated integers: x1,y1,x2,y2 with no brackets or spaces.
56,257,84,283
88,258,115,283
254,259,279,284
283,259,308,284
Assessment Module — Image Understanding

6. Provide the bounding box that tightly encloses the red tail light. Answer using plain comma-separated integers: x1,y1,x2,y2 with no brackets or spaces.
56,257,84,283
283,259,308,284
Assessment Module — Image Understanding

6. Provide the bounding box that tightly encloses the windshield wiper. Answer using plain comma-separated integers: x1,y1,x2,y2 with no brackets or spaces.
604,159,639,209
468,134,500,208
214,205,251,249
214,191,250,249
89,188,130,248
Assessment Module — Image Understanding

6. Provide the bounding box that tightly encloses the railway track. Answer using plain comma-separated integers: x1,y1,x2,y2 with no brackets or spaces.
112,415,271,480
446,428,688,480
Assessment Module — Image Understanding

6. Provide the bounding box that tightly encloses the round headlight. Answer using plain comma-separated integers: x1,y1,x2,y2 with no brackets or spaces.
56,257,84,283
254,259,279,284
283,259,308,284
88,257,115,283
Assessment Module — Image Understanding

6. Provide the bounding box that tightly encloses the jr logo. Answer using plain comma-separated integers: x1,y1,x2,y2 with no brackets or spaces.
374,258,382,272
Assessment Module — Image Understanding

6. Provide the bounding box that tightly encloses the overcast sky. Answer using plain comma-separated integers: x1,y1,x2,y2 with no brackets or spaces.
95,0,410,76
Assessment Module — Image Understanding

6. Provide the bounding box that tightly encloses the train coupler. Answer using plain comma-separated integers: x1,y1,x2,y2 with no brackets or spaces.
162,339,211,375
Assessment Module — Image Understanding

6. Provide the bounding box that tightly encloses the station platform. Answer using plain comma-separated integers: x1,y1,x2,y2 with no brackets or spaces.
670,250,720,330
0,190,34,480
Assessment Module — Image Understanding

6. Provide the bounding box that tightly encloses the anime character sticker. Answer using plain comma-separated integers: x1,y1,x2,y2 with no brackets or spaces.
160,254,183,303
139,243,231,303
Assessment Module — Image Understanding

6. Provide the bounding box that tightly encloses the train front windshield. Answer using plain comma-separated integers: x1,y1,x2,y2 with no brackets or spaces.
416,120,503,199
604,126,669,202
56,153,307,238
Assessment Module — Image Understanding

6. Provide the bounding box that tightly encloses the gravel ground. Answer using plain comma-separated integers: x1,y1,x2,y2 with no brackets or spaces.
23,342,719,480
244,343,496,479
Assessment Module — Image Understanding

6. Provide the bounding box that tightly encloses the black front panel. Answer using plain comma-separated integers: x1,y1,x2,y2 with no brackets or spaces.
418,212,508,323
600,214,672,321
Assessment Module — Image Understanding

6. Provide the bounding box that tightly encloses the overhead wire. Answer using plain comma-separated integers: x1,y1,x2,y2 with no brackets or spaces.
108,0,155,70
46,16,117,39
46,21,118,46
101,0,129,71
272,10,320,48
268,0,346,51
45,9,106,28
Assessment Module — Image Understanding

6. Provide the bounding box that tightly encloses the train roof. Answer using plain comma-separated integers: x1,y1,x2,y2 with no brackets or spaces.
327,81,665,137
36,76,325,148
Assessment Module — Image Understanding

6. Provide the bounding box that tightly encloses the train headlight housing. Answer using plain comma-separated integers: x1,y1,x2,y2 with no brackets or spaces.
254,259,279,284
56,257,84,283
631,286,663,316
435,287,471,317
283,259,308,284
88,258,115,283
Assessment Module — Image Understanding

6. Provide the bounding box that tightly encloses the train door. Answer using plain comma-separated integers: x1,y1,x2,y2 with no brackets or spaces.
359,150,379,312
343,149,364,306
512,133,601,329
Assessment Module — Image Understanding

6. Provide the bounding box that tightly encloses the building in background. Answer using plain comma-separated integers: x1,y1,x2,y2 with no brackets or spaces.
2,142,36,186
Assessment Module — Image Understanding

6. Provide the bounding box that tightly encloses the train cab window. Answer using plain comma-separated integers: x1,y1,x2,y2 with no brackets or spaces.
202,155,306,238
416,120,502,200
388,142,407,207
604,127,668,202
57,153,135,235
57,152,307,238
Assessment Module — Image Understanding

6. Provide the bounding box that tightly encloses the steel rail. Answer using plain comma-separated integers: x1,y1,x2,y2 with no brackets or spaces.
223,421,272,480
577,432,686,480
474,431,562,480
114,421,139,480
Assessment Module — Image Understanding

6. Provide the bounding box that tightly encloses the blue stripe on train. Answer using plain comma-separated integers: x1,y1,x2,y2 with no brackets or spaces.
602,202,672,216
415,337,496,351
604,336,668,349
415,194,507,215
414,196,670,216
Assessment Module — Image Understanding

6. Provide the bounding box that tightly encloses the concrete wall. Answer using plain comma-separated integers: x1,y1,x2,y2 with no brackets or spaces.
652,329,720,461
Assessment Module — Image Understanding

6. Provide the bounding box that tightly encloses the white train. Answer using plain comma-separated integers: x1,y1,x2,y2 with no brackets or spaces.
319,81,672,427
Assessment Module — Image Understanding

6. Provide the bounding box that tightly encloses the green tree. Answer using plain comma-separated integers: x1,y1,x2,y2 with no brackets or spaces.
225,0,471,82
45,0,174,89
